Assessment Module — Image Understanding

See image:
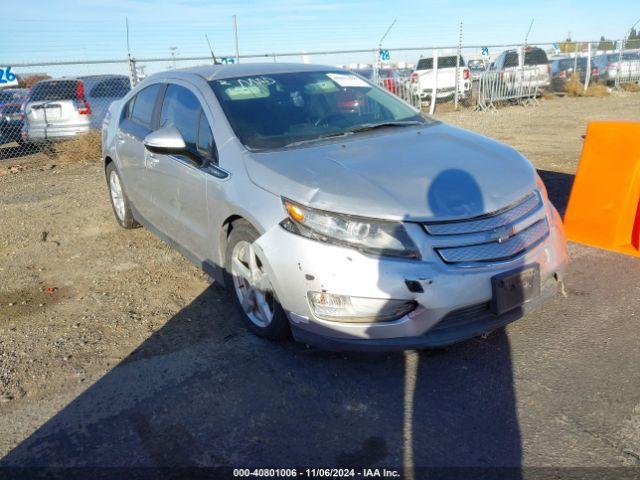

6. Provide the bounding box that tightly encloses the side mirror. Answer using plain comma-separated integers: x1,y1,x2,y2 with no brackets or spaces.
143,126,186,155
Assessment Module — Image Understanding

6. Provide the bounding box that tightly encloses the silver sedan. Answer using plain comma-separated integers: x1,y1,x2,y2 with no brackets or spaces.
102,63,568,351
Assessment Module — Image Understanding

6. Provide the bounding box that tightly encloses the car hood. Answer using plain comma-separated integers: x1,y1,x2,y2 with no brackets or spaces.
243,122,537,222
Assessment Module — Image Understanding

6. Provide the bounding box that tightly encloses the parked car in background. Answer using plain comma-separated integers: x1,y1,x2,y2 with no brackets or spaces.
81,75,131,128
467,59,487,81
22,78,92,143
550,57,600,91
102,63,568,350
592,52,640,85
410,55,471,101
22,75,130,143
352,68,401,94
0,89,28,145
490,47,551,90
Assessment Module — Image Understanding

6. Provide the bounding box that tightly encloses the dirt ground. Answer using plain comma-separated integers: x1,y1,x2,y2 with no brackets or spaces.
1,93,640,471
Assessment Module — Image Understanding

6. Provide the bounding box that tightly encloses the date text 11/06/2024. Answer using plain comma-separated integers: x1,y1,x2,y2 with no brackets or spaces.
233,468,401,478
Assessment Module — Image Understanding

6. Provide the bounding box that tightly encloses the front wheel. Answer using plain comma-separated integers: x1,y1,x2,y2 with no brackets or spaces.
224,221,290,340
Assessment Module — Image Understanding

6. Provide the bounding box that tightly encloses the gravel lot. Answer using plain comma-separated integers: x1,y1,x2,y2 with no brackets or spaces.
1,94,639,471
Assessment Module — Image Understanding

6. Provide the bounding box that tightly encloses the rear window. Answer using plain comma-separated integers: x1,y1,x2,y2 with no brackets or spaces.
29,80,79,102
89,78,131,98
504,52,519,68
417,56,465,70
523,48,549,66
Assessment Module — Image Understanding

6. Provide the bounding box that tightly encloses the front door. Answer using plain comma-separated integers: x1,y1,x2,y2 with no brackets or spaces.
144,83,215,261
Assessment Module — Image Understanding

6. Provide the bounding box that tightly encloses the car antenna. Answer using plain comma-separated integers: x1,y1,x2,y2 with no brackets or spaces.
205,34,220,65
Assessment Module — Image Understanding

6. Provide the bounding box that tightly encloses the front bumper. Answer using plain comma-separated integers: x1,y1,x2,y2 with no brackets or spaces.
254,204,568,351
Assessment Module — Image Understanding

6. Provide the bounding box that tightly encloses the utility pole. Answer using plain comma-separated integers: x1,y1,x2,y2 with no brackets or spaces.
233,15,240,63
169,46,178,69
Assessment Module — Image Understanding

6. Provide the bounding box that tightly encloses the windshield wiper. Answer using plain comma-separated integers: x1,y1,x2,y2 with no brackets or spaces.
282,120,423,149
347,120,424,134
283,131,354,148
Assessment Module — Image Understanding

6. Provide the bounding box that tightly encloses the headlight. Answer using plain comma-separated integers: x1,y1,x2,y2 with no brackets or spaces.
281,199,420,259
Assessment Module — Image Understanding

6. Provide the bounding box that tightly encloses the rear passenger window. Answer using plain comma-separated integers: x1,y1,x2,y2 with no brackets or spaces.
130,83,161,128
160,84,201,150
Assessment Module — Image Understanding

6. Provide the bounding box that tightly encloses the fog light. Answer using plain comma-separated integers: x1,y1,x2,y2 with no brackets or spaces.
307,291,416,323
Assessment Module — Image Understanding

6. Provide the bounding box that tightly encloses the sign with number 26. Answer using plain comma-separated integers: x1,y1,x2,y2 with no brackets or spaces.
0,66,18,87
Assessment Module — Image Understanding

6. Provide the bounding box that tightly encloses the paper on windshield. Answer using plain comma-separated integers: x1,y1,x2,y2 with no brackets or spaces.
326,73,370,88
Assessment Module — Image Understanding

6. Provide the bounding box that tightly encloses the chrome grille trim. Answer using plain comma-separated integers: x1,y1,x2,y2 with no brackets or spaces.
436,219,549,264
423,191,541,236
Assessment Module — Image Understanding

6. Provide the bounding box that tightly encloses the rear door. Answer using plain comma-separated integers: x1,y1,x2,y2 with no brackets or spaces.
25,80,82,138
115,82,163,218
144,82,212,259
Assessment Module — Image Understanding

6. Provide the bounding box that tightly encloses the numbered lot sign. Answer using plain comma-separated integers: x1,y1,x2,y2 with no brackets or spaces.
0,66,18,87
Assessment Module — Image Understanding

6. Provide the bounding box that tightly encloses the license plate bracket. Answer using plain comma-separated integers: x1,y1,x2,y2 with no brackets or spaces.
491,264,540,316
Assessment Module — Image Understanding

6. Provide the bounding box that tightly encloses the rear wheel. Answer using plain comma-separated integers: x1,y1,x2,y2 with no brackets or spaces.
106,162,139,229
224,222,290,340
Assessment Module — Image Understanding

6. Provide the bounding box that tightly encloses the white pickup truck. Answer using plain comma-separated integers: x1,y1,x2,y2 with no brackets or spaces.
410,55,471,101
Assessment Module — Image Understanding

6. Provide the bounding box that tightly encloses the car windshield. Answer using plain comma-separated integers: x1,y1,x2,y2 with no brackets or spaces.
209,70,428,150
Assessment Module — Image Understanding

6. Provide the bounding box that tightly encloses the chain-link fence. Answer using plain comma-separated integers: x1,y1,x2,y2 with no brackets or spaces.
2,39,640,163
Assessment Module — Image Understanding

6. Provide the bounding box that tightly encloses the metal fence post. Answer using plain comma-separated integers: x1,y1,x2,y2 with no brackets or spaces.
584,43,592,92
454,21,463,110
127,54,137,88
429,49,438,115
616,38,624,89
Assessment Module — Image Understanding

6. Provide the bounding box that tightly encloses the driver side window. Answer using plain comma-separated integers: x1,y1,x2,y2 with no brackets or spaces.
160,84,201,151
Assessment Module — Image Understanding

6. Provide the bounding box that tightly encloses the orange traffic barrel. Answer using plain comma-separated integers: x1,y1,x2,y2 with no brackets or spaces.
564,121,640,257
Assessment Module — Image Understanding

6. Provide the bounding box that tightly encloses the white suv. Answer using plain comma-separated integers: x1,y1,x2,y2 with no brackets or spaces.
411,55,471,101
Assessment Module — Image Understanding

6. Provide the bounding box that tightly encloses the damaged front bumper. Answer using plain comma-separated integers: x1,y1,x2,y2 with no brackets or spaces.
253,204,568,351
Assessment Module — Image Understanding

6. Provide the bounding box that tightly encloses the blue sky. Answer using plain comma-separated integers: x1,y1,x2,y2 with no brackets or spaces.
1,0,638,70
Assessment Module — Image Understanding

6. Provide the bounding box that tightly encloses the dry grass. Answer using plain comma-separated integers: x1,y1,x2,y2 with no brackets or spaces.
52,130,102,163
564,75,610,98
583,84,611,97
621,82,640,93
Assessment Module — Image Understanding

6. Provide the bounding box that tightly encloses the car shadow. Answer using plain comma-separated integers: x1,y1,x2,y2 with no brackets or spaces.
1,282,522,474
536,169,575,218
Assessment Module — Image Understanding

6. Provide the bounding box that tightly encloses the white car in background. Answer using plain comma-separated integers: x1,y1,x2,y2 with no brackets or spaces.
410,55,471,101
22,75,130,143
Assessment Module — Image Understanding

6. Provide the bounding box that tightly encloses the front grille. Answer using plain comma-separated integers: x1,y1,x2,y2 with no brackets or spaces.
423,190,549,265
437,219,549,263
424,192,541,236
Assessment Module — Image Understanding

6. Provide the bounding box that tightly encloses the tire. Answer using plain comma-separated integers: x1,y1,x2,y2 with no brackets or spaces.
224,221,290,340
106,162,139,229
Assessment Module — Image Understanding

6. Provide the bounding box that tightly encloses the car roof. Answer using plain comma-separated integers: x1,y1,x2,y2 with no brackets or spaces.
147,63,341,82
